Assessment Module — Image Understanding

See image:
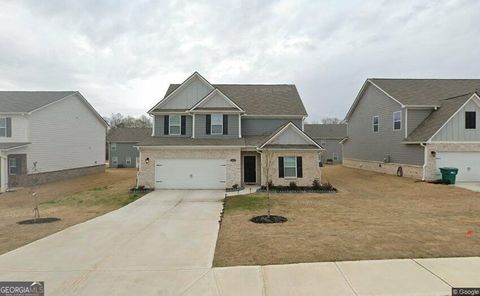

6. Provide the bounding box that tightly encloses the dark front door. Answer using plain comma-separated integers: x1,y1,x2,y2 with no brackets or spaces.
244,156,256,183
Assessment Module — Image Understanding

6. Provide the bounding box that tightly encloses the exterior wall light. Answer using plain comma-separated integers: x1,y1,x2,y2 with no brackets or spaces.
145,157,150,164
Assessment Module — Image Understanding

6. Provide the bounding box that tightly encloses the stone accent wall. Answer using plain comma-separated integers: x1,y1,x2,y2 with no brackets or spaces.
343,158,423,180
424,143,480,181
260,150,321,187
137,147,241,188
8,165,105,188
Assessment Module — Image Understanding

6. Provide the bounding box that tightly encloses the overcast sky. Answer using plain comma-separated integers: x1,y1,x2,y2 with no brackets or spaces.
0,0,479,122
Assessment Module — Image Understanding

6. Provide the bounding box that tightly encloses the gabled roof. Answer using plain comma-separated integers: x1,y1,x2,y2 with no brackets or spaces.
107,127,152,143
304,124,347,139
189,88,244,112
260,122,322,149
157,83,308,116
0,91,76,113
405,92,478,142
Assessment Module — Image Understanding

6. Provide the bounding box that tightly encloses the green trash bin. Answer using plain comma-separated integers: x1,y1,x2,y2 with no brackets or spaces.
439,167,459,184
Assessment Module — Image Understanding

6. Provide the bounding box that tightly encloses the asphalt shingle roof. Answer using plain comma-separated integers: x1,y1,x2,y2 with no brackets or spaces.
107,128,152,143
405,93,473,142
0,91,77,113
370,79,480,106
304,124,347,139
160,84,308,116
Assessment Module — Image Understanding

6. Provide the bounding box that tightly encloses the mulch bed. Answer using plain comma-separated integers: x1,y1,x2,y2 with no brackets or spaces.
17,217,61,225
250,215,288,224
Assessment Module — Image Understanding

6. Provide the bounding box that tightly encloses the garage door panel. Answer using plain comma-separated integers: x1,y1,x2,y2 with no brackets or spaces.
155,159,226,189
436,152,480,182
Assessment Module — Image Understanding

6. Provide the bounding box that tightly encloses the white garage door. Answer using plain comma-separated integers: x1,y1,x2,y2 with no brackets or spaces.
436,152,480,182
155,159,226,189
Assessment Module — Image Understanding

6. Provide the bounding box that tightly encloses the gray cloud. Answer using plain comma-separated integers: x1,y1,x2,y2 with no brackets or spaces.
0,0,479,120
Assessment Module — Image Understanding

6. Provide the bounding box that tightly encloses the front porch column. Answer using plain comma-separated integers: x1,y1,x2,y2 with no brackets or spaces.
0,156,7,192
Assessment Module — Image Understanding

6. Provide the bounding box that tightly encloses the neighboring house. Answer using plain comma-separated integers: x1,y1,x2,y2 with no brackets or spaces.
304,124,347,164
107,127,152,168
136,72,323,189
343,79,480,182
0,91,107,192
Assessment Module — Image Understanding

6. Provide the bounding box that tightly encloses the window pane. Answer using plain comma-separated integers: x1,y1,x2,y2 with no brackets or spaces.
170,126,180,134
394,112,401,121
394,121,401,130
284,157,296,167
373,124,378,132
466,112,476,129
0,118,5,128
373,116,378,124
170,115,180,125
211,125,223,134
211,114,223,125
284,167,296,177
0,129,5,137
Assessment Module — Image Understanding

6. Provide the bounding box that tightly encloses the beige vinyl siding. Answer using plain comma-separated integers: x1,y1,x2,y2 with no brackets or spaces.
0,114,29,142
109,142,139,168
20,94,106,173
407,109,432,133
160,76,212,109
241,118,303,136
343,84,424,165
316,139,343,163
432,98,480,141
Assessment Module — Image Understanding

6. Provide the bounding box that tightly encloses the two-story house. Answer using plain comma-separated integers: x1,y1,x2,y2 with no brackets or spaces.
304,123,347,164
343,79,480,182
136,72,323,189
107,127,152,168
0,91,107,192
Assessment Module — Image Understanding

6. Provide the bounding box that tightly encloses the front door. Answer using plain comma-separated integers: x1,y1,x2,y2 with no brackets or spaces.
244,156,256,183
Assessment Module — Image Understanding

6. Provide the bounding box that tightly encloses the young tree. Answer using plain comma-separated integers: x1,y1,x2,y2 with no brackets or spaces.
261,149,276,217
30,162,40,222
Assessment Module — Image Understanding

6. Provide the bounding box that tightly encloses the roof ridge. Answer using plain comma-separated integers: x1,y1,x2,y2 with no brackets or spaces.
369,78,480,81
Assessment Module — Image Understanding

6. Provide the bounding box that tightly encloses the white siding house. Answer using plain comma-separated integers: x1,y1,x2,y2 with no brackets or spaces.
0,91,107,192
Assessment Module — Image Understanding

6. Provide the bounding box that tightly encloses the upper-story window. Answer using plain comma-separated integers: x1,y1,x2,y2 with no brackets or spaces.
169,115,181,135
393,111,401,130
465,111,476,129
372,116,379,133
0,118,7,137
211,114,223,135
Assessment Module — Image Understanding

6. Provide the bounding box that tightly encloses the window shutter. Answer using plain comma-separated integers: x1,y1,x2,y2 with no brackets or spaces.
181,116,186,135
206,115,211,135
164,115,169,135
6,117,11,137
223,115,228,135
278,157,284,178
296,157,303,178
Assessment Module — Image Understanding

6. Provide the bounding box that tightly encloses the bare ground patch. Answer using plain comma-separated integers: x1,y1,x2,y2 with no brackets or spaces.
214,165,480,266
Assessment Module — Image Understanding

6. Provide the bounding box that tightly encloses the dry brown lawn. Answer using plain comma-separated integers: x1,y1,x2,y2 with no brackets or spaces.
0,168,140,255
214,165,480,267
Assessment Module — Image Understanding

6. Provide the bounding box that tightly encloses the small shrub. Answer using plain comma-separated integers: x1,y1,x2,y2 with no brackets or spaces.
267,180,274,189
117,164,125,168
312,179,321,189
137,185,145,190
321,182,335,191
232,184,239,189
289,181,297,189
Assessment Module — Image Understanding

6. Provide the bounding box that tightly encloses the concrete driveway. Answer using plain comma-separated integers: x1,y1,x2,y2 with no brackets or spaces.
0,190,224,295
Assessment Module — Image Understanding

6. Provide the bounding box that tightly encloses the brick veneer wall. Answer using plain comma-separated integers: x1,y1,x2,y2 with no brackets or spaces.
343,158,423,180
137,147,241,188
260,150,322,187
8,164,105,188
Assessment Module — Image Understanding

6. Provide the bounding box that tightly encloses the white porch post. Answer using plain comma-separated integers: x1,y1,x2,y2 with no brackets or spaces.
0,155,7,192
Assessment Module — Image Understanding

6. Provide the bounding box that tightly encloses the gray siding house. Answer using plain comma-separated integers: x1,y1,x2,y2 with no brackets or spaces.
304,124,347,163
107,128,152,168
136,72,323,189
343,79,480,182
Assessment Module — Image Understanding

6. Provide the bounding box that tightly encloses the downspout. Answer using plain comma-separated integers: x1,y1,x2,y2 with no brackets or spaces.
420,142,427,181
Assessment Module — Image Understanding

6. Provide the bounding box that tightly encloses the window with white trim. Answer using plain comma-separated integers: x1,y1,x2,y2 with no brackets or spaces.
169,115,181,135
211,114,223,135
126,157,132,166
372,116,379,133
9,158,17,175
0,118,6,137
393,111,401,130
112,156,118,165
284,156,297,178
111,143,117,151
